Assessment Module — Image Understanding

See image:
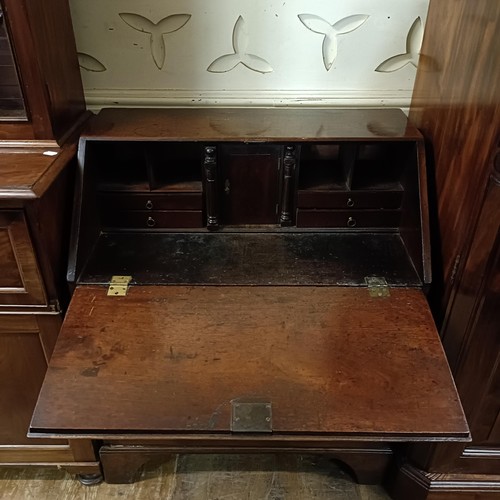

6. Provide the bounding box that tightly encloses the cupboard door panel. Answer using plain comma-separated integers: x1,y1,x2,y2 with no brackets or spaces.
0,315,64,446
0,211,46,306
221,146,281,225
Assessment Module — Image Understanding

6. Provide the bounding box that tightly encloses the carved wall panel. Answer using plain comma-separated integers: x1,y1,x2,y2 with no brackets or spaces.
69,0,429,108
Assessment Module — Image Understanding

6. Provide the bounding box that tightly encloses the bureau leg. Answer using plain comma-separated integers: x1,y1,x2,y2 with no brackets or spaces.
100,447,150,483
77,473,103,486
331,446,393,484
100,446,176,484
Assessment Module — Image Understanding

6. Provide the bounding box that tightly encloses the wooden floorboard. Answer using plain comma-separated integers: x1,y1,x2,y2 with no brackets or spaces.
0,454,390,499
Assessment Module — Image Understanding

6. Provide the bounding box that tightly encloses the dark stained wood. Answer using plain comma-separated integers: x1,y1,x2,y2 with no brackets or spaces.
98,193,203,211
100,210,203,230
83,108,421,142
47,107,455,484
0,145,77,198
0,146,78,309
0,3,25,118
99,445,392,485
279,145,296,225
31,285,468,440
409,0,500,313
0,210,46,306
296,209,401,228
221,145,281,225
79,233,421,287
0,0,85,143
445,173,500,442
297,190,403,210
391,0,500,497
0,145,96,470
0,315,64,446
0,149,61,196
71,109,431,286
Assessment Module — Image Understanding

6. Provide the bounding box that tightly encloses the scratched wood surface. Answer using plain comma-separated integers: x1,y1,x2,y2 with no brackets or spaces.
0,455,389,499
31,286,467,439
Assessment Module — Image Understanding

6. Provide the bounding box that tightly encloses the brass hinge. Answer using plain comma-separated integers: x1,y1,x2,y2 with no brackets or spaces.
107,275,132,296
365,276,390,297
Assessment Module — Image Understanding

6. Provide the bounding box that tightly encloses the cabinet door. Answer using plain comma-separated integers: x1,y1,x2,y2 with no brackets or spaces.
0,4,26,119
0,210,46,306
221,145,281,225
0,314,65,447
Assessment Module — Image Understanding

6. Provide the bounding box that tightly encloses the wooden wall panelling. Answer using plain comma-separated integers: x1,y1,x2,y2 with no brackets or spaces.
389,0,500,497
409,0,500,319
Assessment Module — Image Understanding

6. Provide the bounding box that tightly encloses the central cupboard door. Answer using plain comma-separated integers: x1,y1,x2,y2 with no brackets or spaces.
221,145,281,225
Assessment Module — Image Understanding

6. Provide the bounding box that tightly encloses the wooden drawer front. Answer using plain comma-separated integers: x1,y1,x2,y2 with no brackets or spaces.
297,190,403,209
0,211,46,306
101,210,203,229
99,193,203,211
296,209,401,228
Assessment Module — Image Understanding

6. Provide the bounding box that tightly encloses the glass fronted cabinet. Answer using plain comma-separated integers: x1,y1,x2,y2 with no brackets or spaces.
0,5,26,120
0,0,85,143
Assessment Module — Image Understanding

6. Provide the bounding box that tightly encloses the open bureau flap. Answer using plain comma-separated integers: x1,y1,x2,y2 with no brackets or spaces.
30,284,468,441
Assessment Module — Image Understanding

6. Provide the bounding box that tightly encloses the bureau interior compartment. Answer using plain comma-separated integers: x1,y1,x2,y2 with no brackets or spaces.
295,140,416,231
351,142,413,191
78,232,422,287
87,141,204,231
93,141,203,193
298,143,350,190
70,116,429,285
297,141,411,202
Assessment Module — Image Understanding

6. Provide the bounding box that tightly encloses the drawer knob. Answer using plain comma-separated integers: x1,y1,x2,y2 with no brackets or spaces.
347,217,357,228
347,198,354,207
146,216,156,227
145,200,154,210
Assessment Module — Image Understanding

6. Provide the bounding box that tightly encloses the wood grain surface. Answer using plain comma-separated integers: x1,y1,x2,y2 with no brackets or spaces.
409,0,500,312
31,285,468,440
83,108,421,142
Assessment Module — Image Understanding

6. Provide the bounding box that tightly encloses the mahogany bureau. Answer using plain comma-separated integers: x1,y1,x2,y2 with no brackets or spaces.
30,108,470,484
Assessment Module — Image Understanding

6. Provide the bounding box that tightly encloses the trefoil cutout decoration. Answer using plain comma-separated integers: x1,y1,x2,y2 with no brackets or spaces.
375,17,423,72
119,13,191,70
77,53,106,72
298,14,369,71
208,16,273,74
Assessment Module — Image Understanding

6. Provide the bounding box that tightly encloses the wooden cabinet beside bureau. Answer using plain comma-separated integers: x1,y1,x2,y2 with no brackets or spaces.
0,0,99,478
387,1,500,498
0,148,99,476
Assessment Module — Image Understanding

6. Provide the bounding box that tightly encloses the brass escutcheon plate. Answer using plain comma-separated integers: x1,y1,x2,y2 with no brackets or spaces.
231,400,273,433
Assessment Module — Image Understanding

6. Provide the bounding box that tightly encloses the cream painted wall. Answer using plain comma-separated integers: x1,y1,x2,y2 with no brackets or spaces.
69,0,429,110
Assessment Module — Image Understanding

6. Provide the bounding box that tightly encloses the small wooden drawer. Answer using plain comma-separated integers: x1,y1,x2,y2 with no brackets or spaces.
296,209,401,228
101,210,203,229
297,190,403,209
98,193,203,211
